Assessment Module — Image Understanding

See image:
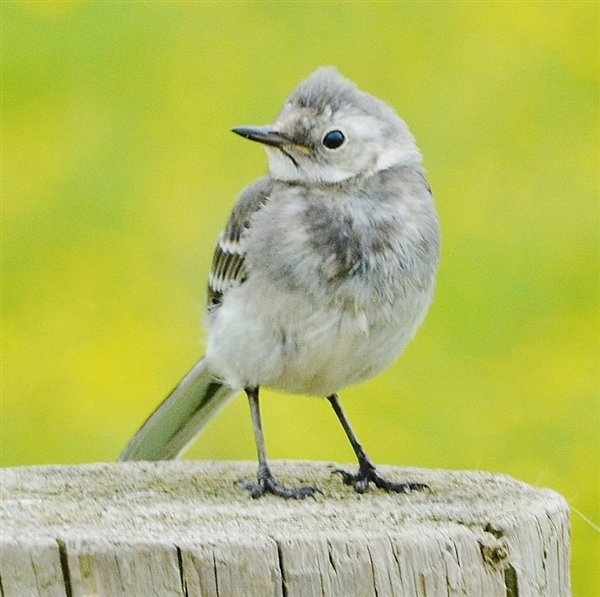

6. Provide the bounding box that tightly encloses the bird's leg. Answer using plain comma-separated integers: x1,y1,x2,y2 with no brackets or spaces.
240,387,321,499
326,393,428,494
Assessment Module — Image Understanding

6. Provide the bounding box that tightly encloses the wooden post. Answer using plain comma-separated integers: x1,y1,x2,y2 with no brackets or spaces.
0,461,570,596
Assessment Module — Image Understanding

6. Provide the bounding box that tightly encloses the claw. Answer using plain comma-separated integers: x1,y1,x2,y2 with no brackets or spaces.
239,468,322,500
332,464,429,494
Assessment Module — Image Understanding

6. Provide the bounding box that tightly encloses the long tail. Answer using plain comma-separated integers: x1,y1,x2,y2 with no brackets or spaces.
119,358,239,461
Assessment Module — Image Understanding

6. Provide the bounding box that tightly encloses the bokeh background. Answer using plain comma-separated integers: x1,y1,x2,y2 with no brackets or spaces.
3,2,598,593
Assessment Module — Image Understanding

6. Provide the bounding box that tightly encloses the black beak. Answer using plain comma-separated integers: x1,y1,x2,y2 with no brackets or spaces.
232,126,290,148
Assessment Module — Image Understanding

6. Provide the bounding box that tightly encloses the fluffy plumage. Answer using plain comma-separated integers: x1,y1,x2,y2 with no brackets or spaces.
120,67,440,499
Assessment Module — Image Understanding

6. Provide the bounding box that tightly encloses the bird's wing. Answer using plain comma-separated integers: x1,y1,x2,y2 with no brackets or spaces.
120,178,276,462
207,230,248,308
207,177,273,309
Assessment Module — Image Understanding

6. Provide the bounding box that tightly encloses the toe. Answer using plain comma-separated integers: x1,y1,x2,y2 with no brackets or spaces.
239,475,321,499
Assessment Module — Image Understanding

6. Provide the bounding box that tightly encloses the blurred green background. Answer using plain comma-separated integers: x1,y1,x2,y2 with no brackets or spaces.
2,2,598,594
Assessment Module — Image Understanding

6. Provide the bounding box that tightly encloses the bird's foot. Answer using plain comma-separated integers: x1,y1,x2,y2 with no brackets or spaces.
333,462,429,494
240,467,322,500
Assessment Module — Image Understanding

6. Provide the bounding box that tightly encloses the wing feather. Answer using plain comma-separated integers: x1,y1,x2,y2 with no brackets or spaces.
207,232,248,308
206,177,274,310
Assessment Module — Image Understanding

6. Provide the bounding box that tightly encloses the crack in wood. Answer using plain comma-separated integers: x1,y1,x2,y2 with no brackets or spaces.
56,539,73,597
175,545,188,597
275,541,288,597
365,543,380,597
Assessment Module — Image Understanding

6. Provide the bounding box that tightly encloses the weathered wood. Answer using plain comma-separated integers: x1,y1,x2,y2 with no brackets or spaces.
0,461,570,596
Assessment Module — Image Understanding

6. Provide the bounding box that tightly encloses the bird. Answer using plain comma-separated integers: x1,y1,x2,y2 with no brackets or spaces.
119,66,441,499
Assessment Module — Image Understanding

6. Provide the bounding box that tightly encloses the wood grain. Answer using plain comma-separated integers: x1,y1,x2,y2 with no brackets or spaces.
0,461,570,596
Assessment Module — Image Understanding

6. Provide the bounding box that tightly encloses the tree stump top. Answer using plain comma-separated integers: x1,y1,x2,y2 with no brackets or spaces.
0,461,570,596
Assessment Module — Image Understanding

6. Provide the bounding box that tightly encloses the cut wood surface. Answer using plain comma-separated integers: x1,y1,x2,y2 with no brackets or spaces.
0,461,570,596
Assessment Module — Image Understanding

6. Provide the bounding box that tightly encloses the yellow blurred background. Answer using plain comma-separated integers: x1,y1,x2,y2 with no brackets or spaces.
2,2,598,593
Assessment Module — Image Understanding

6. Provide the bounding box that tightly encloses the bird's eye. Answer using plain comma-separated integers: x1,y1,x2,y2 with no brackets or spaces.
322,129,346,150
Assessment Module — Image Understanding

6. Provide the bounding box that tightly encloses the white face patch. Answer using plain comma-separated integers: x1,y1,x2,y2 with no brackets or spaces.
267,146,355,184
265,147,301,182
265,105,422,185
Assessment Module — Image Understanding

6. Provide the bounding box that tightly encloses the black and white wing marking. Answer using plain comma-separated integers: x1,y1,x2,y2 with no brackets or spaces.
207,229,248,309
206,177,273,310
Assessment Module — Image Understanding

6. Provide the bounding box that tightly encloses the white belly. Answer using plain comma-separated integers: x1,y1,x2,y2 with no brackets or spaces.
204,276,431,397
